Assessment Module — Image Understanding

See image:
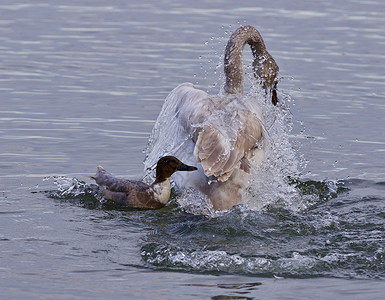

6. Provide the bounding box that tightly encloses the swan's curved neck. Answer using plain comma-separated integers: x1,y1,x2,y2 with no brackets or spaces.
224,25,278,95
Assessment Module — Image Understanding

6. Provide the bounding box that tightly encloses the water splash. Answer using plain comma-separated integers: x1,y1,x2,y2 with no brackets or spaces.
43,176,103,209
139,183,384,279
176,188,214,215
50,176,91,197
239,83,304,211
141,245,320,277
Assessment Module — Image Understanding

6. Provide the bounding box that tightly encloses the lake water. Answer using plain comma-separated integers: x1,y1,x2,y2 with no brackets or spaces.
1,0,385,299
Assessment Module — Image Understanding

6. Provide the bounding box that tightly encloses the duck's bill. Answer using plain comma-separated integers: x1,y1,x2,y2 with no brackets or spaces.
178,164,198,172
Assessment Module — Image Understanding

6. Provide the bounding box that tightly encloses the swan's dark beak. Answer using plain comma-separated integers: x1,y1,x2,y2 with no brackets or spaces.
177,163,198,172
272,83,278,106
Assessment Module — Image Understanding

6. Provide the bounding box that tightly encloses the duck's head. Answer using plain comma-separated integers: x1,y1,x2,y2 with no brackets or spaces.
155,156,197,180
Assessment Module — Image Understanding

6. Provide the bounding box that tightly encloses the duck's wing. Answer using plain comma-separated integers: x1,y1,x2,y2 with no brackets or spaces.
91,166,138,192
101,185,163,209
193,110,262,181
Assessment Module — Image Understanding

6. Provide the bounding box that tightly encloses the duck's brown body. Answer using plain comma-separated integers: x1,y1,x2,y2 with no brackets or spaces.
92,167,164,209
91,156,197,209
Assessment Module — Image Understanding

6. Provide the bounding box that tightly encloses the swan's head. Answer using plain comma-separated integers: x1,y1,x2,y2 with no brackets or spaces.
253,52,279,105
223,25,279,105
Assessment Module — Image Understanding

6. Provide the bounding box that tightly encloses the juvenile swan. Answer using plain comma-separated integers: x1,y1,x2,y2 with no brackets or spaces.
91,156,197,209
144,25,279,211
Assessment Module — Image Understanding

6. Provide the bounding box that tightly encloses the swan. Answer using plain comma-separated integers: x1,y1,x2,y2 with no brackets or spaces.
144,25,279,211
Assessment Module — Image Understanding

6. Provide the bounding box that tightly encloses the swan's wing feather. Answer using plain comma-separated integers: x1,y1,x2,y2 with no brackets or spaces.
194,110,262,181
239,157,251,173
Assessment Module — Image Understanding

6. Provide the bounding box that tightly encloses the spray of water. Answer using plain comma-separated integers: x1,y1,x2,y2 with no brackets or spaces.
241,83,305,211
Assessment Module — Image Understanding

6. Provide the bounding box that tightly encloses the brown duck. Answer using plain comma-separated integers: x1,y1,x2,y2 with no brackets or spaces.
90,156,197,209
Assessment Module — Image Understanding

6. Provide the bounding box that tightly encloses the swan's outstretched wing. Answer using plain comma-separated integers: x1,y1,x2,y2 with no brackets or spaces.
144,83,212,177
144,83,207,176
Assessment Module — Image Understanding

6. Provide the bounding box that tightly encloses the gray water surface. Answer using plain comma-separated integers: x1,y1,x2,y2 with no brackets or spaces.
1,0,385,299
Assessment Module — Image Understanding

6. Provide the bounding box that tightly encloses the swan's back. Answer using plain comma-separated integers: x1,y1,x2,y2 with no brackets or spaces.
145,83,263,182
